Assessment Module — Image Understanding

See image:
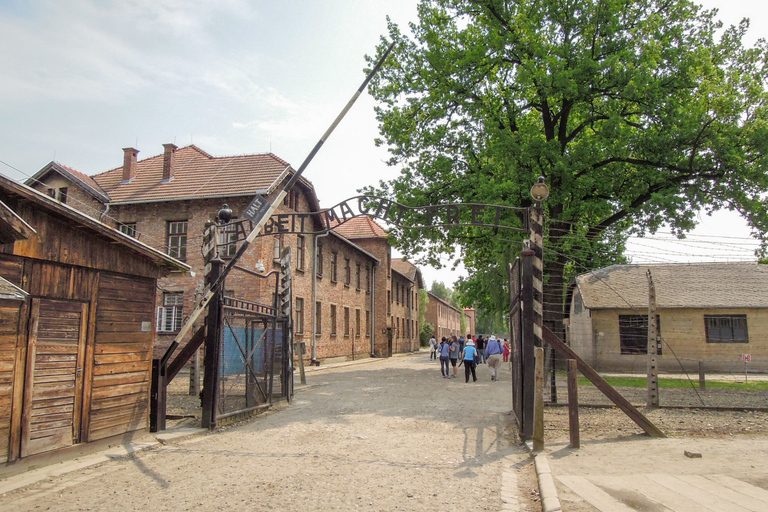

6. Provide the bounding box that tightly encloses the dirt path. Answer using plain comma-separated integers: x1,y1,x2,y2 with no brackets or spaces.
2,353,540,511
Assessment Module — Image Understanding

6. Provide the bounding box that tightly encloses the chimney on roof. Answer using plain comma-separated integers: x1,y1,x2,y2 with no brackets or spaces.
122,147,139,183
162,143,177,182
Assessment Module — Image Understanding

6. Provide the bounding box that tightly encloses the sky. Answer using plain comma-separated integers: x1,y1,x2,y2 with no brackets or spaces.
0,0,766,288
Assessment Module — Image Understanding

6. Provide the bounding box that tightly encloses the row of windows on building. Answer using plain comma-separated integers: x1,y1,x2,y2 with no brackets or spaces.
157,291,419,342
294,299,371,338
118,222,415,320
118,220,187,260
618,314,750,355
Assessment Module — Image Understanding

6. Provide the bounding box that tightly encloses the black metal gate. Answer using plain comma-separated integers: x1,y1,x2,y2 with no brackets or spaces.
509,248,537,441
509,257,524,435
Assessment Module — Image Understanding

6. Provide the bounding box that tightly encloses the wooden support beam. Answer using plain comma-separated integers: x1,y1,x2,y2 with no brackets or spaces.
543,325,665,438
567,359,580,449
166,326,205,382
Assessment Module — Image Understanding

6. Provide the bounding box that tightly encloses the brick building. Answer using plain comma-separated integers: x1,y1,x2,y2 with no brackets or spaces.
26,144,422,363
426,291,463,340
464,307,476,337
331,219,423,357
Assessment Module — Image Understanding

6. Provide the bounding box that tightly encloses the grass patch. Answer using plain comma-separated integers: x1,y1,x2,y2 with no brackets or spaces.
575,375,768,391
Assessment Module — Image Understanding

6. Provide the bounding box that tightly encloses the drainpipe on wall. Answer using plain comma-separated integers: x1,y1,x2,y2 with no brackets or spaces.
99,203,110,223
311,231,330,364
371,261,378,357
408,283,414,353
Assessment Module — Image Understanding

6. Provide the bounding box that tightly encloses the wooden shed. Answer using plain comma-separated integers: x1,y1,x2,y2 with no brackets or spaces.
0,174,189,464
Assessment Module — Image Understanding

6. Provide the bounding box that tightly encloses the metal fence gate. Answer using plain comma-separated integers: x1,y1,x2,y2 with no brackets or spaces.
217,297,289,422
508,257,525,437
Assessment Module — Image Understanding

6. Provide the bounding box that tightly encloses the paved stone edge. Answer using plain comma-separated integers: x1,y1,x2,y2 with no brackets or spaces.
533,451,562,512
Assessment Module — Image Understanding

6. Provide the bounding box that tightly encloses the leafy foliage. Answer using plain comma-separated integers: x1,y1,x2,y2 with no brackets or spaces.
366,0,768,318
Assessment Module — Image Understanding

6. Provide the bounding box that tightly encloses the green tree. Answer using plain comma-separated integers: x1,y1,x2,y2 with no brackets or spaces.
366,0,768,325
429,281,454,304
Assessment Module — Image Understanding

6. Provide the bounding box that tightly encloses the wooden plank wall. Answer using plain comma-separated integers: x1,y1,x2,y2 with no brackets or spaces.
0,198,160,279
87,273,156,441
0,300,22,463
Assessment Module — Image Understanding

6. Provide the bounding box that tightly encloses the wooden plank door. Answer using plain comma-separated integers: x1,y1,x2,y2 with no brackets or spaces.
21,298,88,457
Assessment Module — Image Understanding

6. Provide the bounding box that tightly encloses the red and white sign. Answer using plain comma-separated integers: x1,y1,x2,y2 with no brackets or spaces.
742,354,752,363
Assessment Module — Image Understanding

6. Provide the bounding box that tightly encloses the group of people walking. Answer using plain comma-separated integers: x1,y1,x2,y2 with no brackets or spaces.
429,334,510,383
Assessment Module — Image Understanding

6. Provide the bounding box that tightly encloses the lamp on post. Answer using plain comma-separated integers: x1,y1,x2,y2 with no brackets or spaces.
216,204,233,225
530,176,550,204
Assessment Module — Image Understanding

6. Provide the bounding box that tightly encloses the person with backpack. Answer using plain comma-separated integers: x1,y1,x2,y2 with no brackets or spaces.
485,335,504,381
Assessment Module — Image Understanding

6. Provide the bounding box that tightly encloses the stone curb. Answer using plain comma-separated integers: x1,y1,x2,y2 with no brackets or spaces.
533,452,562,512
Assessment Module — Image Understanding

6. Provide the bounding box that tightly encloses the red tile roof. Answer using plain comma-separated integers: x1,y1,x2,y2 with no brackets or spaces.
392,258,420,283
58,163,108,197
92,145,308,203
332,216,388,239
25,162,110,203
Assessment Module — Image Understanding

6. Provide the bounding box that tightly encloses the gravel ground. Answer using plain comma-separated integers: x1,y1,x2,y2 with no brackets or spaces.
5,354,765,512
1,354,542,512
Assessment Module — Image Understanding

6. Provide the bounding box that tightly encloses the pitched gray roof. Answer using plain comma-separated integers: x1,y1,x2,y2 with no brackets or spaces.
574,263,768,310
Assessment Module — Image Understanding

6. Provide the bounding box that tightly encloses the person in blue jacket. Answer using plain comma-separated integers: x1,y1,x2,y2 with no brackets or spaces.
461,339,478,383
439,337,451,378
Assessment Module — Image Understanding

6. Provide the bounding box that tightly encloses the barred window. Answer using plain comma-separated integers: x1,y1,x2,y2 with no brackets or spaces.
705,315,748,343
330,304,337,335
157,292,184,332
619,315,662,355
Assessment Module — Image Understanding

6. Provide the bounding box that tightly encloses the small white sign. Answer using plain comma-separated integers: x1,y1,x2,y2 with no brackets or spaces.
742,354,751,363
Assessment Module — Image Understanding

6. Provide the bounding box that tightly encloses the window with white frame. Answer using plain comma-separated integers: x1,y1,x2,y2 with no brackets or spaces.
167,220,188,261
218,223,238,258
273,235,282,261
119,222,137,238
295,298,304,334
297,235,306,271
157,292,184,332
